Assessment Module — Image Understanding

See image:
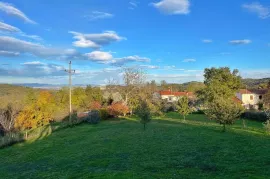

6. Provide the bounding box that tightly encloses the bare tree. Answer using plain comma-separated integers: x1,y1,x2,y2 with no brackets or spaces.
0,104,19,133
122,67,145,104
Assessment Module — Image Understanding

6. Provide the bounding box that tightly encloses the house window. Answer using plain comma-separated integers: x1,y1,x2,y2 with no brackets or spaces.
168,97,172,101
259,95,262,100
250,95,253,100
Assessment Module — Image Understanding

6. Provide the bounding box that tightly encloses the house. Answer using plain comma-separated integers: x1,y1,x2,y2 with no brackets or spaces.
159,90,194,102
236,89,268,109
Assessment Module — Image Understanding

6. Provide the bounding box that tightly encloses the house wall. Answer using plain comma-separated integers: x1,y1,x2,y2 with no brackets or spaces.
241,93,261,105
161,95,179,102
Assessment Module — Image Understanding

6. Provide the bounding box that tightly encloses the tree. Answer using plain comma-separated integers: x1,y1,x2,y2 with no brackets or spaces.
122,67,145,105
89,101,102,110
264,90,270,108
205,98,244,132
0,104,19,133
107,102,129,117
198,67,244,132
178,96,191,121
135,100,151,130
264,109,270,133
85,85,103,103
72,87,87,110
15,91,55,137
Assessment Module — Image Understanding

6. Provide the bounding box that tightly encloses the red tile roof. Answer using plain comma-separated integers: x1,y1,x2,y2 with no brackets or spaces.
233,97,243,104
238,89,253,94
159,90,194,97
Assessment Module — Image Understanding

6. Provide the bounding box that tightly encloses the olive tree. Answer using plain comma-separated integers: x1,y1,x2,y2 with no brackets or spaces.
198,67,244,132
205,98,244,132
178,96,191,121
135,100,151,130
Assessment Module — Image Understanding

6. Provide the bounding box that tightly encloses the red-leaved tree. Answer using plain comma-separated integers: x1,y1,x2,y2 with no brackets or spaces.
108,102,129,117
89,101,102,110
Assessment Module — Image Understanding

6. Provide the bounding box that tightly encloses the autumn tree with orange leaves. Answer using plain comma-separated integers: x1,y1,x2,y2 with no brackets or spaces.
15,91,55,136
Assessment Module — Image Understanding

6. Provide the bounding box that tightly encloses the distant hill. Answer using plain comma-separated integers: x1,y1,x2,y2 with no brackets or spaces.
242,78,270,89
0,84,38,108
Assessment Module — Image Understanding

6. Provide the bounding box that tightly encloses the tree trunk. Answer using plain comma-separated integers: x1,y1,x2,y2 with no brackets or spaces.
25,131,28,139
144,123,146,131
223,123,226,132
242,119,246,128
183,115,186,121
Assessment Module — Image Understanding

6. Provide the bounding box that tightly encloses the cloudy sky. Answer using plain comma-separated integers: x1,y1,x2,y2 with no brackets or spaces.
0,0,270,85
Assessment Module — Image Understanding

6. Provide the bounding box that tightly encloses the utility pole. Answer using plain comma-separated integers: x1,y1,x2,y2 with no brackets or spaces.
65,61,75,125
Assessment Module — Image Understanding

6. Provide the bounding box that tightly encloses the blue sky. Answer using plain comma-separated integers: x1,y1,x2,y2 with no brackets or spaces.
0,0,269,85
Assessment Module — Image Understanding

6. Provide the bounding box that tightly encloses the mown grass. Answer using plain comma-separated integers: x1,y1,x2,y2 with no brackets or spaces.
0,113,270,178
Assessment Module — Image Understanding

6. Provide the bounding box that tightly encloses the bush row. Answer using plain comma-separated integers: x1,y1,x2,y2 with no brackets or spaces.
241,111,268,122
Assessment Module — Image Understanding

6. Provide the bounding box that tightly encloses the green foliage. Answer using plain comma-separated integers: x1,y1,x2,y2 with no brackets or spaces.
242,78,270,89
85,85,103,103
241,111,268,122
198,67,242,103
178,96,191,121
198,67,243,132
99,108,109,120
264,90,270,107
186,82,205,92
0,132,23,149
135,100,151,130
205,99,244,132
72,87,87,109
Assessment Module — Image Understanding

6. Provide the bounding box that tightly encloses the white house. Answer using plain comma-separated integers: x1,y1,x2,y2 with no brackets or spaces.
158,90,194,102
236,89,267,109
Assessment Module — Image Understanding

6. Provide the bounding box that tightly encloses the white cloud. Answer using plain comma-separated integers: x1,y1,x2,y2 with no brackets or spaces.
0,61,66,77
0,2,36,24
182,58,196,62
0,36,78,59
229,39,251,45
138,65,159,69
202,39,212,43
111,55,150,66
129,1,139,9
20,34,42,41
0,50,19,57
151,0,190,15
85,51,113,62
69,31,125,49
85,11,114,21
0,21,42,41
0,21,20,32
242,2,270,19
22,61,45,65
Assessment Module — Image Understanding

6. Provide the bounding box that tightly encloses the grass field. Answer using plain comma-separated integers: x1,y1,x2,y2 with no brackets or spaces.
0,113,270,178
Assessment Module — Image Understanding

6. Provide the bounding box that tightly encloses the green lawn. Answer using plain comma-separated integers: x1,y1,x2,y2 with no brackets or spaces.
0,113,270,179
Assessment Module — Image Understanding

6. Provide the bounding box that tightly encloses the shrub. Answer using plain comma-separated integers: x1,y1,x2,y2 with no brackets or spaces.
162,102,177,113
89,101,102,110
258,102,264,111
0,124,5,136
135,100,151,130
108,102,129,117
85,110,100,124
241,111,268,122
0,132,24,149
99,108,109,120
